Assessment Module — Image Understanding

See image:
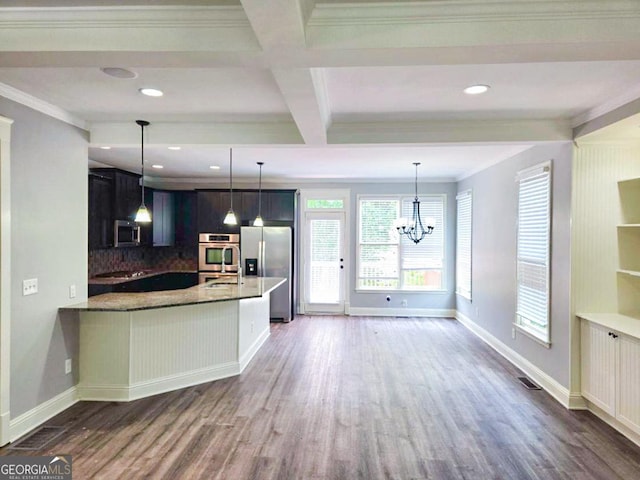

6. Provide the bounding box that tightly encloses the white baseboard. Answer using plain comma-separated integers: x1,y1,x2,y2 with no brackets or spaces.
9,387,79,442
455,310,574,409
239,328,270,372
78,362,240,402
585,399,640,448
349,307,456,318
0,411,10,446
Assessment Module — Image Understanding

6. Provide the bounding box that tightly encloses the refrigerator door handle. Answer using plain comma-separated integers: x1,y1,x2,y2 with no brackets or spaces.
258,240,265,277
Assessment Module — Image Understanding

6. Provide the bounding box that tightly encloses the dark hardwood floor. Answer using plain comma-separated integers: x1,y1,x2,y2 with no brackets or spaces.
3,316,640,479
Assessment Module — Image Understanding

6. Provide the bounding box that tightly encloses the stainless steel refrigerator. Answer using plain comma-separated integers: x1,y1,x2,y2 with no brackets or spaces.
240,226,293,322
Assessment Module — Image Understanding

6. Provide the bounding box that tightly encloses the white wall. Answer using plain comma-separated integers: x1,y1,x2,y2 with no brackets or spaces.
456,143,573,388
1,96,88,418
348,182,457,312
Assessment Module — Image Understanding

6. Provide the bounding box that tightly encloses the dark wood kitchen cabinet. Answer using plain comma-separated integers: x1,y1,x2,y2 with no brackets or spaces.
197,191,242,233
90,168,142,222
88,172,114,249
113,170,142,221
152,190,175,246
265,190,296,222
175,191,198,247
197,189,296,233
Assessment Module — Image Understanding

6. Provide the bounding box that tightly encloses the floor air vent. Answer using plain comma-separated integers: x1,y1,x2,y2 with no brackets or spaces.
518,376,542,390
7,426,67,451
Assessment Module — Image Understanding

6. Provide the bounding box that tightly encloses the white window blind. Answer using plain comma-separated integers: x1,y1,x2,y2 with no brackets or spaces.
516,163,551,344
456,190,472,300
358,195,445,291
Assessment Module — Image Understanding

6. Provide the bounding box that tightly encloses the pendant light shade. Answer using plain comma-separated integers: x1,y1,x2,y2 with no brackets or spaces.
134,120,152,223
223,148,238,225
254,161,264,227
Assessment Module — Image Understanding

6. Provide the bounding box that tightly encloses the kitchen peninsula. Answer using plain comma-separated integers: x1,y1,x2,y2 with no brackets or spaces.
61,277,285,402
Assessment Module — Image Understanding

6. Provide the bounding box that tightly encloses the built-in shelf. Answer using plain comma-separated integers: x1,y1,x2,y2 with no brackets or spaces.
618,269,640,278
617,177,640,317
577,312,640,339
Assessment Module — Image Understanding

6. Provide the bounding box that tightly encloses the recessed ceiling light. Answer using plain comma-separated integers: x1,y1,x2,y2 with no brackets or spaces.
209,165,220,170
152,164,164,169
99,146,111,150
464,84,490,95
100,67,137,79
167,146,181,151
139,88,163,97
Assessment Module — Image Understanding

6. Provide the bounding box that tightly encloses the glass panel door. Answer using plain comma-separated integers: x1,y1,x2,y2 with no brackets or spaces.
304,211,345,313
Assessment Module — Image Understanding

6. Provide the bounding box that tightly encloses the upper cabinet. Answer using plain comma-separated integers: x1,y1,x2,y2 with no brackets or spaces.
197,191,242,233
88,172,114,249
175,191,198,247
152,190,175,247
196,189,296,233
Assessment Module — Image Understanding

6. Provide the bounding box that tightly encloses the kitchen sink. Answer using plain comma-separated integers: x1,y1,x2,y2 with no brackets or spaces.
94,270,151,279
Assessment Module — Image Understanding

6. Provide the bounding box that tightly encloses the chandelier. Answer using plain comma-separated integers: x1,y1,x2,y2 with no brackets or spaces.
396,162,435,244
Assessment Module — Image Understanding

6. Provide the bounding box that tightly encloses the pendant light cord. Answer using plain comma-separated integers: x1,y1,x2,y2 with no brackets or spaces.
140,123,145,206
413,162,419,201
135,120,150,207
257,162,263,216
229,148,233,210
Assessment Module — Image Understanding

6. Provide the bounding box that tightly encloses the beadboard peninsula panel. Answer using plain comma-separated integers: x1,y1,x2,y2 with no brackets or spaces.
130,301,238,384
79,312,131,386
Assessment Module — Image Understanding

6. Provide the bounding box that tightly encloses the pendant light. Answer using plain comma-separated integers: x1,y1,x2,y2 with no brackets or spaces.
254,161,264,227
134,120,151,223
223,148,238,225
396,162,435,244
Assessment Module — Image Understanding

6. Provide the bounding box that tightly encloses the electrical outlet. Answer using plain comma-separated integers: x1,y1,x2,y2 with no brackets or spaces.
69,284,76,299
475,307,480,318
23,278,38,296
65,359,72,374
401,299,408,307
512,328,516,339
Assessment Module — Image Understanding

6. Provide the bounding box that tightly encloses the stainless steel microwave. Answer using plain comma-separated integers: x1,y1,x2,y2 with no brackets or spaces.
114,220,141,247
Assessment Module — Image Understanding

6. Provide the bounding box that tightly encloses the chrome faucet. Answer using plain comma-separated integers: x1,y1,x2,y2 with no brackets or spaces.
221,245,242,285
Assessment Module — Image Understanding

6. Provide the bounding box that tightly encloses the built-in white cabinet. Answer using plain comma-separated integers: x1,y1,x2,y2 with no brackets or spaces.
581,320,616,415
617,178,640,318
580,317,640,436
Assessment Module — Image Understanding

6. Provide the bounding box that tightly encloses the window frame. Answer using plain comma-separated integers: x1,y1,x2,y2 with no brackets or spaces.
514,161,552,347
456,190,472,301
356,193,446,292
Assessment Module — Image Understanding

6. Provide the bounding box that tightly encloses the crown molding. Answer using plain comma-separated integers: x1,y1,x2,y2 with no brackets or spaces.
0,82,87,130
0,6,249,29
329,118,571,144
310,1,640,26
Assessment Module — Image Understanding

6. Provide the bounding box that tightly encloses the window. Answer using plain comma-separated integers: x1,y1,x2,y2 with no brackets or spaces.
456,190,472,300
306,199,344,209
357,195,445,291
516,162,552,345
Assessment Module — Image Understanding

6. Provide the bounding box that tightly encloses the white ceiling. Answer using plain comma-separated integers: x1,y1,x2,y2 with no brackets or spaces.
2,0,640,182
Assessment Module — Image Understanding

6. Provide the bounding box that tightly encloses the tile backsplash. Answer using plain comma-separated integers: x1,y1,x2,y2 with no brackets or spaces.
89,246,198,278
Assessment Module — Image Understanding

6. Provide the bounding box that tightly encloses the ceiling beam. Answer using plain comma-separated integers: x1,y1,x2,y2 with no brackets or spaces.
329,119,573,144
90,121,304,146
240,0,329,144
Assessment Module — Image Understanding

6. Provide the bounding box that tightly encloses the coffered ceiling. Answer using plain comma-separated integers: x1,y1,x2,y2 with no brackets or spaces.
1,0,640,182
